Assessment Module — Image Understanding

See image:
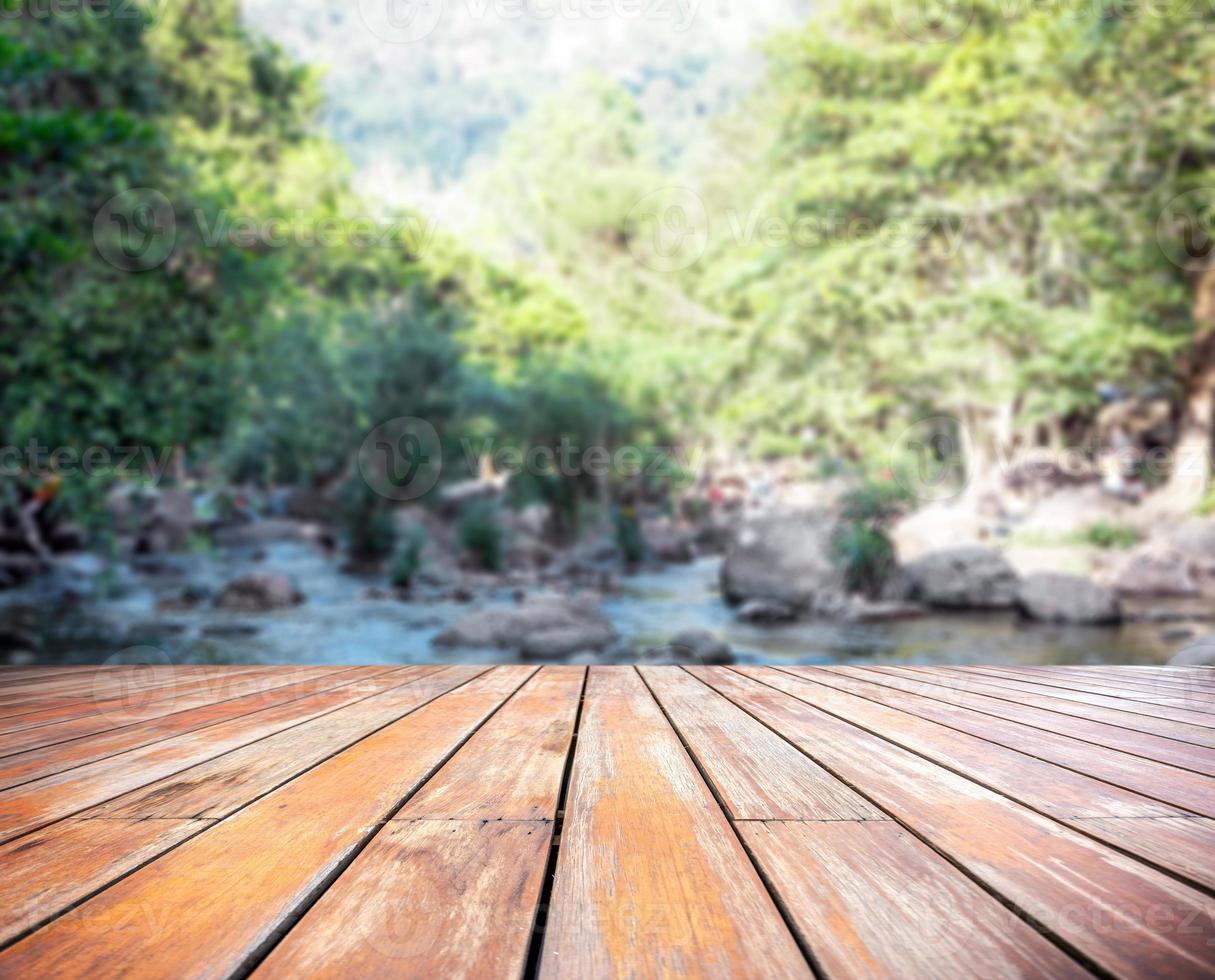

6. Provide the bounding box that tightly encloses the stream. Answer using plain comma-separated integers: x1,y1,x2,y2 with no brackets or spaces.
0,540,1199,668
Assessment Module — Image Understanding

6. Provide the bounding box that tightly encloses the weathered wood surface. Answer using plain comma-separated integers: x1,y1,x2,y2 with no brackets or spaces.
0,664,1212,979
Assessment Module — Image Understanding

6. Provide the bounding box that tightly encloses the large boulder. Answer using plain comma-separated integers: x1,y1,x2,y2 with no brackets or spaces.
432,593,616,655
1016,573,1121,625
214,573,304,612
638,629,734,666
1170,637,1215,667
1110,546,1199,597
904,545,1019,609
720,511,847,617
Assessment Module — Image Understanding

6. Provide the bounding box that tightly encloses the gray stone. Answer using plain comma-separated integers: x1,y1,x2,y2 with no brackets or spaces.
432,593,616,654
214,573,304,612
737,599,799,623
904,545,1019,609
1111,547,1199,597
1016,573,1121,625
1170,638,1215,667
720,511,846,615
520,624,617,660
639,628,734,665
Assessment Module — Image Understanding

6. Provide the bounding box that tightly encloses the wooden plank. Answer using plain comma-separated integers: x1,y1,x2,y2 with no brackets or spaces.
0,668,428,842
696,667,1215,978
769,667,1215,890
89,667,481,821
0,666,369,760
740,821,1088,980
253,667,585,978
538,667,811,979
0,667,399,791
846,666,1215,778
872,665,1215,749
255,821,550,980
639,666,880,820
0,817,213,948
0,667,488,946
961,665,1215,714
945,666,1215,729
0,667,323,735
1021,665,1215,699
397,665,584,821
0,668,536,978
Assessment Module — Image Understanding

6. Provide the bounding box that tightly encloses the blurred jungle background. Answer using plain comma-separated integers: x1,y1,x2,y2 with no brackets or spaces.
3,0,1215,668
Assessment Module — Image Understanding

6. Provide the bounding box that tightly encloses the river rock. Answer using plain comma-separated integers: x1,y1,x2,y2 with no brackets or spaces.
1110,546,1198,597
736,599,799,623
1016,573,1121,625
643,519,696,564
214,573,304,612
283,486,336,522
639,629,733,665
1169,636,1215,666
720,511,846,616
904,545,1019,609
432,593,616,654
520,624,618,660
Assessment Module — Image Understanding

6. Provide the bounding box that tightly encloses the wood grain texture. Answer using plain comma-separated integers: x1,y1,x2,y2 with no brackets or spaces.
0,668,486,946
846,666,1215,776
699,667,1215,978
640,666,880,820
399,665,583,821
938,666,1215,730
813,667,1215,819
0,667,403,791
0,816,212,945
254,668,584,978
538,667,811,980
0,667,362,759
0,668,423,842
254,820,551,980
868,665,1215,748
0,666,536,979
774,666,1215,889
90,666,478,820
961,665,1215,713
741,821,1089,980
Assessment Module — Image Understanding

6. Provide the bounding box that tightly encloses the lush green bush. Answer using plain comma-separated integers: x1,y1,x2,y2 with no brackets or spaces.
390,526,427,589
831,522,897,599
831,479,909,597
457,502,504,571
338,478,395,562
1075,521,1141,551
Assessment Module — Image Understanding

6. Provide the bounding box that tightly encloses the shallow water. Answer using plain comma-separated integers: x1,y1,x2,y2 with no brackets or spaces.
0,545,1198,667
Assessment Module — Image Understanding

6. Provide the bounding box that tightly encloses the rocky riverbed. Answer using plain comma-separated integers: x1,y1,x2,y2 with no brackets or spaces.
0,535,1202,669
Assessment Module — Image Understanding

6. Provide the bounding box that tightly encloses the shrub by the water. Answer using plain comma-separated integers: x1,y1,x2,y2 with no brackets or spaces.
339,479,396,562
390,526,427,589
458,502,504,571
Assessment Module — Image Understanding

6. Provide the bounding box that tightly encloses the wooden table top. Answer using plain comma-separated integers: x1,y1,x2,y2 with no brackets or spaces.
0,663,1212,978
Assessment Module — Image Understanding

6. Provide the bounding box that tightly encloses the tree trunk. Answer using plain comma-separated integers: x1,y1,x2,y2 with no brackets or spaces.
1159,323,1215,512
